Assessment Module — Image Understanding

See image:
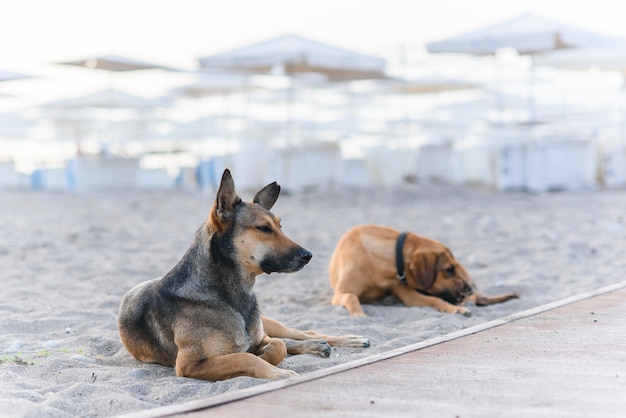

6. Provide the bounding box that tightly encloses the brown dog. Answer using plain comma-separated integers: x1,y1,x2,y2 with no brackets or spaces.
330,224,518,317
118,169,369,381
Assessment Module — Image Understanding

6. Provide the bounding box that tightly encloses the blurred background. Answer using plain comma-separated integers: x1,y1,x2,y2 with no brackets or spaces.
2,0,626,193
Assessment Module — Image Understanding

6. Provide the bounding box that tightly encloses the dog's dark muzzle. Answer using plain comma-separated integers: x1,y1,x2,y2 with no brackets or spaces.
433,281,474,305
260,248,312,274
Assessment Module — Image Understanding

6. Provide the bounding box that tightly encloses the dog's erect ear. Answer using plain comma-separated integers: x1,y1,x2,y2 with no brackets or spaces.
408,251,442,291
212,169,241,226
252,182,280,210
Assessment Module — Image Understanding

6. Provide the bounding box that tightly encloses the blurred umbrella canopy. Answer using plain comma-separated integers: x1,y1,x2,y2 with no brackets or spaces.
198,34,387,82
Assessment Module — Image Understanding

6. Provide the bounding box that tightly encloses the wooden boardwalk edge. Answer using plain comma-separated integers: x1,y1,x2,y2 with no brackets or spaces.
123,279,626,418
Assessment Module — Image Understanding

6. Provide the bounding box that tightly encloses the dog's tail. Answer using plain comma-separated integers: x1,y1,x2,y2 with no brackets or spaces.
469,292,519,306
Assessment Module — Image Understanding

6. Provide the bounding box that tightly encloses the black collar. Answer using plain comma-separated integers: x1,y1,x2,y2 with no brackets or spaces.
395,232,408,285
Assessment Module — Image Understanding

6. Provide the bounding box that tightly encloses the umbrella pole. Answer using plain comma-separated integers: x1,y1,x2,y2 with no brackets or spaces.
528,55,536,123
106,72,116,155
618,70,626,149
493,55,504,124
286,73,295,146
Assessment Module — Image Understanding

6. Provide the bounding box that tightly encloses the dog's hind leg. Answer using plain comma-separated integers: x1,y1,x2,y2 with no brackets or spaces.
252,335,288,366
261,315,370,355
175,349,297,381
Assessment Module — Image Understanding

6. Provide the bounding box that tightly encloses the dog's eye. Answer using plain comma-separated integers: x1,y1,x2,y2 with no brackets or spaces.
256,225,273,233
444,266,455,276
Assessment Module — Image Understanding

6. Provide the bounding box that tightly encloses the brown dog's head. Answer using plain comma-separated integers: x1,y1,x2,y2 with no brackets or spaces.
407,240,474,305
209,169,312,276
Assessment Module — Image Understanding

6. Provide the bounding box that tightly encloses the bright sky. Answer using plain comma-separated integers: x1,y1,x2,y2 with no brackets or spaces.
4,0,626,69
2,0,626,107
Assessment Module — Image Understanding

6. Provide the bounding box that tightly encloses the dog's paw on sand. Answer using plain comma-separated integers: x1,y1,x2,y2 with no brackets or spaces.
290,339,332,357
316,341,332,357
337,336,370,348
456,307,471,317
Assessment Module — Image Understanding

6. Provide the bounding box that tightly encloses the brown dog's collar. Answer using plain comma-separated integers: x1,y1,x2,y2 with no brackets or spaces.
396,232,408,285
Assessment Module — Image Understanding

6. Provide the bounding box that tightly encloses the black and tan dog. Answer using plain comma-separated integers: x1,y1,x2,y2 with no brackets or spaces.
118,169,369,381
330,224,518,317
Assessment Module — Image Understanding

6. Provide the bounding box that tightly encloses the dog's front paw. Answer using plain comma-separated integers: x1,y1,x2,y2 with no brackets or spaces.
319,341,331,357
357,337,371,348
457,306,472,317
301,340,331,357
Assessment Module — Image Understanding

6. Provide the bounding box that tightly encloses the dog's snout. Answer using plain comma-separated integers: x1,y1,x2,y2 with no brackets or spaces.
457,282,474,304
259,247,312,274
298,249,313,264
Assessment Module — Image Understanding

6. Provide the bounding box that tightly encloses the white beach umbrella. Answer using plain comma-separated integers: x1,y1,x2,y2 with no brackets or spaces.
41,90,171,150
380,77,481,95
56,53,173,94
42,90,171,109
199,34,387,146
169,71,271,145
0,70,33,104
426,13,626,121
58,54,171,72
0,69,33,82
0,111,34,138
339,77,482,141
198,34,386,82
170,72,260,98
535,48,626,74
535,45,626,145
426,13,622,56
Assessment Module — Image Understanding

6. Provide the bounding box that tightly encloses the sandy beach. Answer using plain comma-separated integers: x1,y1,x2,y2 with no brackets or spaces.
2,181,626,417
